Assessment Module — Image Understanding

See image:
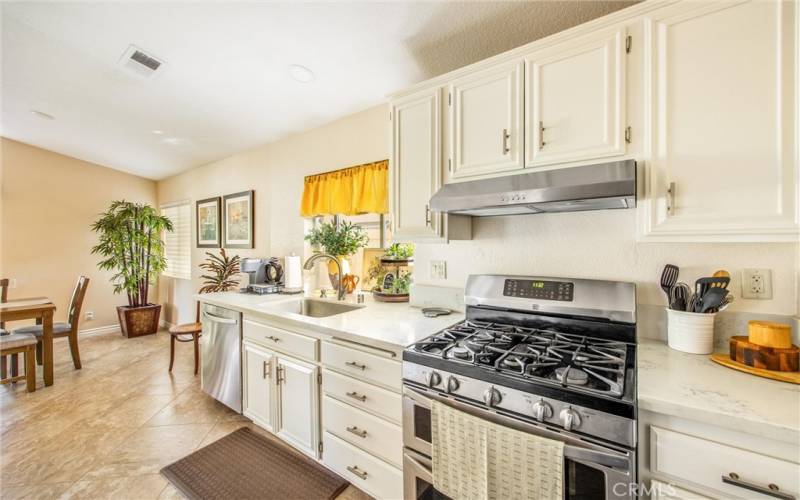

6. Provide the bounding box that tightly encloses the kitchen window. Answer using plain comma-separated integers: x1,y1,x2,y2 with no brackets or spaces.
160,200,191,280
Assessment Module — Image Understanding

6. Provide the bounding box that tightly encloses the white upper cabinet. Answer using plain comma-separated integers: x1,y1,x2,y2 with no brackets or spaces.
638,0,799,241
526,27,626,167
390,87,443,240
449,61,524,179
276,355,319,457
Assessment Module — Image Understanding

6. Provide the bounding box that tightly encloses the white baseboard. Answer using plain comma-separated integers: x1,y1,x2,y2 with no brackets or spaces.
79,324,120,337
160,319,174,329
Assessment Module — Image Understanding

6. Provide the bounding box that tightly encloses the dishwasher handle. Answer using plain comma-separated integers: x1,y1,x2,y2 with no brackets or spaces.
203,311,238,325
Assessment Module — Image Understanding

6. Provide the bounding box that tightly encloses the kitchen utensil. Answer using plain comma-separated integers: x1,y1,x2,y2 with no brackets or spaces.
660,264,679,303
728,336,799,372
717,294,734,311
669,282,691,311
694,276,730,301
697,287,728,313
710,354,800,384
712,269,731,280
748,320,792,348
422,307,451,318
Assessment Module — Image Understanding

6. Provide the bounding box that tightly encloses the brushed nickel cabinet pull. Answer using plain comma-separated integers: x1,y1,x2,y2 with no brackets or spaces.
262,360,270,379
346,391,367,402
502,128,510,154
276,366,284,385
347,465,368,480
539,121,546,149
722,473,795,500
345,361,367,371
265,335,280,342
346,426,368,438
425,205,431,226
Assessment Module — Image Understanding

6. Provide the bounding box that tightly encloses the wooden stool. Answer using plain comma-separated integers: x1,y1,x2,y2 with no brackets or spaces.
0,333,37,392
169,322,202,375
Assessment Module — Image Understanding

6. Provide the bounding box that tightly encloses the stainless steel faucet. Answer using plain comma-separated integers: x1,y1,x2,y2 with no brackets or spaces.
303,253,346,301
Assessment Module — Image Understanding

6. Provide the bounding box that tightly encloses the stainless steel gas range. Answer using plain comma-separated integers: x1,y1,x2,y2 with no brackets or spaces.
402,274,638,500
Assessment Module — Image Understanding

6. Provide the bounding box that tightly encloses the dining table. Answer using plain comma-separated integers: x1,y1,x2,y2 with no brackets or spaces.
0,297,56,386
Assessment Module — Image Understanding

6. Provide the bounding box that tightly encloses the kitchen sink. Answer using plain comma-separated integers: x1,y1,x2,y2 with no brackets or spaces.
265,298,363,318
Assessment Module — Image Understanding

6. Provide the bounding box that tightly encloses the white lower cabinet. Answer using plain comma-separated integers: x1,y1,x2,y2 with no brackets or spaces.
276,355,320,458
323,431,404,500
323,395,403,467
649,480,710,500
242,341,276,432
650,426,800,499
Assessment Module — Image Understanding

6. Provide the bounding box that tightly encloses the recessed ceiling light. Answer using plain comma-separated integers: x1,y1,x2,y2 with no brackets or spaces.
152,129,164,135
288,64,315,83
30,110,55,120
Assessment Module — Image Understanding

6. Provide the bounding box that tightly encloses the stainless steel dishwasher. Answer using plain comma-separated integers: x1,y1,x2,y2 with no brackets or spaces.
200,303,242,412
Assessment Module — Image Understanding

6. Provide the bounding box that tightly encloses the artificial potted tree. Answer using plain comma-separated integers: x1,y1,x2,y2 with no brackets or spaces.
91,200,173,337
304,220,368,288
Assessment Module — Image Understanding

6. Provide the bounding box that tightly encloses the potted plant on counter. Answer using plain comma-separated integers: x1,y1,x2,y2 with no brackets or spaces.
368,243,414,302
91,200,173,337
304,220,369,288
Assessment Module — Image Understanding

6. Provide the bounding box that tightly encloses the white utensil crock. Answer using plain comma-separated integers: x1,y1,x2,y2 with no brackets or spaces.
667,308,717,354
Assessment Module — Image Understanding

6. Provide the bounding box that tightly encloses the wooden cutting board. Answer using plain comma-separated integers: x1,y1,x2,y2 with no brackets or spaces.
710,353,800,384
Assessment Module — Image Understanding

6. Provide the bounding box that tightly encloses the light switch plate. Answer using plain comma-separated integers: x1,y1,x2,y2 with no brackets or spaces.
430,260,447,280
741,268,772,299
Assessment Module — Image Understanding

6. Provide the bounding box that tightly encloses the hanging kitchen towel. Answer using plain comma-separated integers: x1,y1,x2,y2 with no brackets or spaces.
432,399,489,499
431,399,564,500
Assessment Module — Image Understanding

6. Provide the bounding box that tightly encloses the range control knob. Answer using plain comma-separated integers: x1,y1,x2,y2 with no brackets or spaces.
446,376,460,393
426,371,442,387
559,407,582,431
483,387,502,407
531,399,553,422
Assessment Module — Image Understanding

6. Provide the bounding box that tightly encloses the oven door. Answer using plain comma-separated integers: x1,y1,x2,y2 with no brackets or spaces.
402,386,636,500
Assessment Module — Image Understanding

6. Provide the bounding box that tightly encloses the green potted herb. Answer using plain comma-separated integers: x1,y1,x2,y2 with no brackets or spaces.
304,220,369,287
91,201,173,337
372,243,414,302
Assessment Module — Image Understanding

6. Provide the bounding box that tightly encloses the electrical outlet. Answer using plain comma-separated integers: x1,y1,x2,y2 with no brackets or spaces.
85,311,94,321
430,260,447,280
741,268,773,299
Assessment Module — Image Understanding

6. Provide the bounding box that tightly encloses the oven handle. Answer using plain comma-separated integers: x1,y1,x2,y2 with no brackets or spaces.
403,386,631,471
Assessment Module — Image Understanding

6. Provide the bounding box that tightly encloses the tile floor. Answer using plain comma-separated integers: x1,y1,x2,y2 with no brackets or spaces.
0,330,370,499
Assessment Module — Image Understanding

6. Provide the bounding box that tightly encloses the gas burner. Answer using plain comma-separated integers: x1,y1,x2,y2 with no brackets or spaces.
450,345,472,360
555,366,589,386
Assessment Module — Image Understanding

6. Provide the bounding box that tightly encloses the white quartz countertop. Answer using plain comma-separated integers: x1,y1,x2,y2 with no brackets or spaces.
638,340,800,444
195,291,464,352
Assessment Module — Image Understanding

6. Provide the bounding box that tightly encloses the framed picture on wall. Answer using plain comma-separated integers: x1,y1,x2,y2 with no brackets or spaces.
223,190,254,249
196,197,221,248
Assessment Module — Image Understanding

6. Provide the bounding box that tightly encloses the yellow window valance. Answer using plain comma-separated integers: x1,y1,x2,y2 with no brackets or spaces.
300,160,389,217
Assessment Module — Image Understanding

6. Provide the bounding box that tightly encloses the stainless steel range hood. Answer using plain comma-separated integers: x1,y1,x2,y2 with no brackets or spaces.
429,159,635,217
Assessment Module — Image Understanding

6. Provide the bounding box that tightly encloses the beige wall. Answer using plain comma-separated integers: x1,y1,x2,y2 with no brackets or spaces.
0,138,158,329
156,104,389,324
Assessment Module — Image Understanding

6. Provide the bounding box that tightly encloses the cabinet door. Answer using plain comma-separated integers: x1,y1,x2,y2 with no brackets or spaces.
639,0,799,241
242,341,275,432
276,355,320,457
390,87,443,240
450,61,524,179
526,27,625,166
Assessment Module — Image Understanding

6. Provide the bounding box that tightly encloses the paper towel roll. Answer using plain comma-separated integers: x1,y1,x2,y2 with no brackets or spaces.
284,254,303,291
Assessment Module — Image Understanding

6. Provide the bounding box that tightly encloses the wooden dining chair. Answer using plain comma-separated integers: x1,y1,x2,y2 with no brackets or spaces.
0,333,37,392
12,276,89,370
0,278,13,379
169,302,202,375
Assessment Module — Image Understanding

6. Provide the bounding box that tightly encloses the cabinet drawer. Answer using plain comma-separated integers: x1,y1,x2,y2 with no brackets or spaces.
323,395,402,467
243,319,318,361
322,341,400,390
323,431,403,500
651,426,799,499
322,369,401,424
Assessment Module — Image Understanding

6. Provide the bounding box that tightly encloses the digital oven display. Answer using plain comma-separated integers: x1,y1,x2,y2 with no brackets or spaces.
503,279,574,301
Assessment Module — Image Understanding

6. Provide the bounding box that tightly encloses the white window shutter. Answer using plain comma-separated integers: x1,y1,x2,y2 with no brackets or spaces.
161,201,191,280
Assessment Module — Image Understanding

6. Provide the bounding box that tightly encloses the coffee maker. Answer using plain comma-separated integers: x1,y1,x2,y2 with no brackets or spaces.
240,258,284,294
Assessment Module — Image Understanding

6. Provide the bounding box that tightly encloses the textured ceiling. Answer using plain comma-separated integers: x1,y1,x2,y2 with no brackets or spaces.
1,1,637,179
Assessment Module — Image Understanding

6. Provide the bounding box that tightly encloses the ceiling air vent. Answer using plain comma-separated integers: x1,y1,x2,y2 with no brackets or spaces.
118,45,165,79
